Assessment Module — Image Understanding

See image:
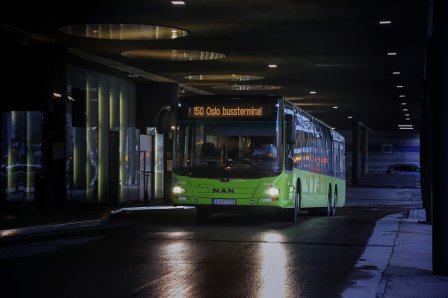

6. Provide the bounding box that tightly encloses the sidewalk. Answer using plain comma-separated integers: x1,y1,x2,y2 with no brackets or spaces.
344,208,448,297
378,210,448,298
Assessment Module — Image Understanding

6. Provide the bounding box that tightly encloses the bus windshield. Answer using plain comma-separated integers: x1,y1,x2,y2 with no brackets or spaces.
174,119,283,178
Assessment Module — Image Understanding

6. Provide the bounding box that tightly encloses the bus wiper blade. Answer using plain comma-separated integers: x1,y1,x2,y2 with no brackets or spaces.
224,158,258,168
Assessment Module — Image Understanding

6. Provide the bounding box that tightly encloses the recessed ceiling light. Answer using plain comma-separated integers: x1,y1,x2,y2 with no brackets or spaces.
348,116,353,119
332,106,338,109
405,113,410,116
398,124,413,130
401,102,407,105
397,85,404,88
122,50,226,61
268,64,277,68
387,52,397,56
184,74,264,81
406,118,411,121
403,108,408,112
379,20,392,24
393,71,401,75
331,127,335,130
171,1,186,4
399,95,406,98
60,24,188,40
309,91,317,94
212,84,282,91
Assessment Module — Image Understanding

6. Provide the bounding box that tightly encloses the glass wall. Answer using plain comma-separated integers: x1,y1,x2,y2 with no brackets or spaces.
1,111,43,201
67,66,140,203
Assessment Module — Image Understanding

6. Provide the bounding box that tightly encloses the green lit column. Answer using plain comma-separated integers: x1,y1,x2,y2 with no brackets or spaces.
98,78,109,203
7,112,17,193
119,82,129,202
26,112,35,197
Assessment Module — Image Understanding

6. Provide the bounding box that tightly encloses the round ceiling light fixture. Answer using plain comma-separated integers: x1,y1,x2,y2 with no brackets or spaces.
212,84,282,91
122,50,226,61
183,74,264,81
60,24,188,40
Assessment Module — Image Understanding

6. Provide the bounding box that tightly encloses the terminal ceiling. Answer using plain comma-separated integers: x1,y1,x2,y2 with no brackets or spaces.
1,0,429,131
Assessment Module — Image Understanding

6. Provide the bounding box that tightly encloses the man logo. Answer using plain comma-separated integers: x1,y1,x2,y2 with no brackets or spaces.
213,188,235,194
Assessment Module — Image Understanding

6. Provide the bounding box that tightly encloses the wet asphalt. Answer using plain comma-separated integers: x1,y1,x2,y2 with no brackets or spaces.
0,201,415,298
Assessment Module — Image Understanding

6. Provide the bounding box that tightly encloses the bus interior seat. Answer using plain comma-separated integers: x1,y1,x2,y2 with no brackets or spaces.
201,142,217,158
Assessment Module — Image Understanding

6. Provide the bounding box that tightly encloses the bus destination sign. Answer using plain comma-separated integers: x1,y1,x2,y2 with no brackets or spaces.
188,105,266,118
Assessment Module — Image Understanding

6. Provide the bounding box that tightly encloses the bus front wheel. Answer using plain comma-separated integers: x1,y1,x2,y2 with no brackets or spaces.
282,189,300,222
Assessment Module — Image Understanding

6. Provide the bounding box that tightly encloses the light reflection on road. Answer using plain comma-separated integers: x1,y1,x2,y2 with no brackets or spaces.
165,241,191,298
258,232,289,298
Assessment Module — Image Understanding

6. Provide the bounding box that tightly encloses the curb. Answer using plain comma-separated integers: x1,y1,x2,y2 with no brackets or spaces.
0,219,105,238
342,212,404,298
0,205,195,239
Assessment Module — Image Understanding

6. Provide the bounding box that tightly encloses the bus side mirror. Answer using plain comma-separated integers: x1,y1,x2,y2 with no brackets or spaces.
285,114,295,145
156,105,175,134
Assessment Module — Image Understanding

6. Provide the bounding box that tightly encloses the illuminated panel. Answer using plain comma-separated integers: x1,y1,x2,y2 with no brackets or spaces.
177,96,280,121
7,112,17,192
189,105,264,118
86,80,93,201
98,81,108,203
119,86,127,202
26,112,32,194
179,102,277,120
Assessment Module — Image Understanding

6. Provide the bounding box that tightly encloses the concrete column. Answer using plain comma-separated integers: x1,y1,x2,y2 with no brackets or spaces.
352,120,360,186
431,0,448,275
361,126,368,175
420,96,432,223
135,82,178,202
41,45,68,209
421,4,433,223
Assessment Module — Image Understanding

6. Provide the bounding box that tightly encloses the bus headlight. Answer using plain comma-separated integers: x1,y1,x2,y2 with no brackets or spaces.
266,187,280,196
172,186,186,194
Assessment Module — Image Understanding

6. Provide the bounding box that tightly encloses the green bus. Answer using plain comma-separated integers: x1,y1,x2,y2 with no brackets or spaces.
169,95,345,221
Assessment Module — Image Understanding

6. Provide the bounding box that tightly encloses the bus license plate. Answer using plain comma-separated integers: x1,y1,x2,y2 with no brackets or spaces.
212,199,236,205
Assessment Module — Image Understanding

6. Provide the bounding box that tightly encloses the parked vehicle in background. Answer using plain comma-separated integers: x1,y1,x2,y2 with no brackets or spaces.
386,163,420,175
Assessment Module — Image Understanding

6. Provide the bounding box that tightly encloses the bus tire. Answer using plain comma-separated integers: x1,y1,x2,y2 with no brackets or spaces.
295,189,301,218
326,186,332,217
331,188,338,216
196,206,210,221
282,184,300,222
